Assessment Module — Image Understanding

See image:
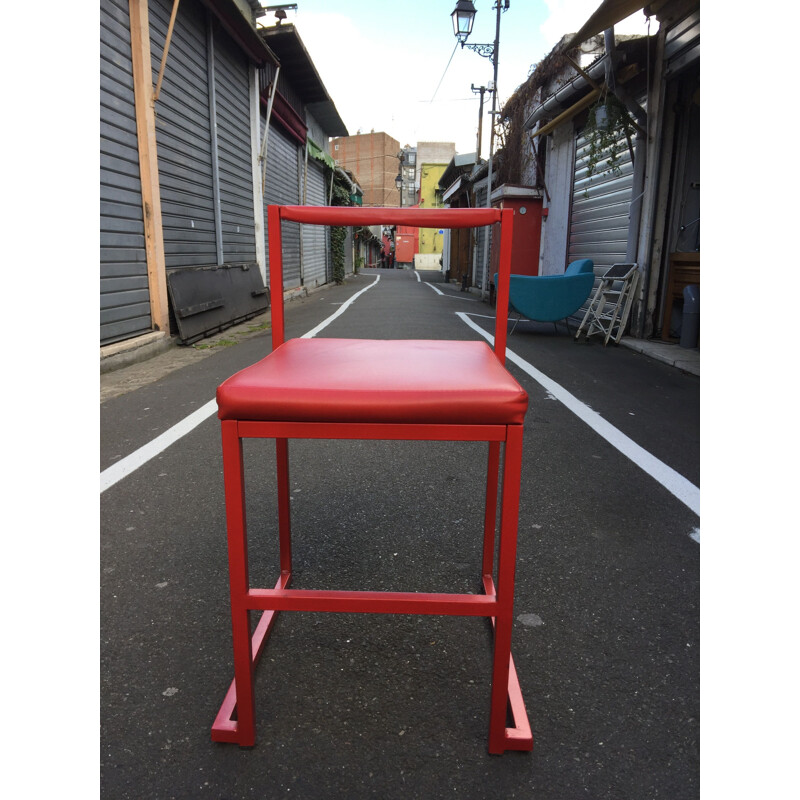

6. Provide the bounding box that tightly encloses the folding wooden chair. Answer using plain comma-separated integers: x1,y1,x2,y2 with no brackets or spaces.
212,205,532,754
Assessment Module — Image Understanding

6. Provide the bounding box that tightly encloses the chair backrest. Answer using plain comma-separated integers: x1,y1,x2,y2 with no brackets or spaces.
564,258,594,277
267,205,515,365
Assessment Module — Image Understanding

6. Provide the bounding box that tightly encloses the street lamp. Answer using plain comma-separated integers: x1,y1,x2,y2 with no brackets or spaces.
450,0,508,299
451,0,476,44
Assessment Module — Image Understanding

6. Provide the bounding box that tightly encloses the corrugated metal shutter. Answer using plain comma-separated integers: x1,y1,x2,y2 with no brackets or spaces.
567,97,644,325
100,0,151,345
302,159,328,287
569,128,634,271
264,122,302,289
664,9,700,78
151,0,217,269
473,183,489,290
213,21,257,264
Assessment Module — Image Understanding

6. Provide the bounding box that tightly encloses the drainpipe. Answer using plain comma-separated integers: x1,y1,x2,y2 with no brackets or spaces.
259,65,280,193
207,13,223,266
250,66,266,281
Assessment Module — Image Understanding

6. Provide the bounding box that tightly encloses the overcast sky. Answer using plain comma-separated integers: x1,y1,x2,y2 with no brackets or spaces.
257,0,653,155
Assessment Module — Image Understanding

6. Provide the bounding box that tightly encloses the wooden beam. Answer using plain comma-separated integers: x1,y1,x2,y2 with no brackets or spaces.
153,0,181,104
531,88,601,140
129,0,170,335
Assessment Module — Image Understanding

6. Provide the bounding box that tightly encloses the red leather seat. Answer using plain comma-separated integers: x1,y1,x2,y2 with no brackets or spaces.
217,338,528,425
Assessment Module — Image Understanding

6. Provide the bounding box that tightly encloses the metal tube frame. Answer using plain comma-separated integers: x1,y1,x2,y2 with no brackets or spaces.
212,205,532,754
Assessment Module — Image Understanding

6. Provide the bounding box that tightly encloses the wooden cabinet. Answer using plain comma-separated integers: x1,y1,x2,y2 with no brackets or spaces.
661,252,700,341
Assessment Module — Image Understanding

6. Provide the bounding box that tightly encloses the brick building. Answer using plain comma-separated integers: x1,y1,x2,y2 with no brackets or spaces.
330,131,401,208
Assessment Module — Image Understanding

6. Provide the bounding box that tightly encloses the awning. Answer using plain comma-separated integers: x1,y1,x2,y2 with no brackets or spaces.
564,0,648,50
307,138,336,171
199,0,278,66
442,177,464,203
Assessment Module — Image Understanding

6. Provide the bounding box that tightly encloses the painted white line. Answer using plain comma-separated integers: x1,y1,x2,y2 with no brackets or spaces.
425,282,445,296
100,399,218,494
100,276,382,494
424,282,478,301
415,271,421,282
457,312,701,517
689,528,700,543
301,275,380,338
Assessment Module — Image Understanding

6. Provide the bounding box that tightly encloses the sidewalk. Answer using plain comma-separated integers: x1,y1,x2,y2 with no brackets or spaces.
619,336,699,377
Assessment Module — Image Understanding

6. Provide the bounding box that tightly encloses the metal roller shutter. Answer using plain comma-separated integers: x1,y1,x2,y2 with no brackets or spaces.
263,122,302,289
473,183,489,291
213,21,257,264
302,159,328,287
100,0,151,345
150,0,217,270
569,128,635,271
568,94,646,325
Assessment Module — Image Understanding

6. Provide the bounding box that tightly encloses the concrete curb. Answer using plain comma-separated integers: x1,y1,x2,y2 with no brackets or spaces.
100,331,175,374
619,337,700,376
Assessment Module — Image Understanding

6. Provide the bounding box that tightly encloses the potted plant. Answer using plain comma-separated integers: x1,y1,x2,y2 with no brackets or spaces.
583,91,636,181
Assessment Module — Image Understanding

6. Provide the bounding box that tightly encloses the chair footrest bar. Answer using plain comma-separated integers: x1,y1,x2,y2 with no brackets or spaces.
483,575,534,753
211,573,290,743
246,588,499,616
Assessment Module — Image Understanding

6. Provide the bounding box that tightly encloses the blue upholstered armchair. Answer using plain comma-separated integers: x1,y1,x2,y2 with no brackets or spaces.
495,259,595,333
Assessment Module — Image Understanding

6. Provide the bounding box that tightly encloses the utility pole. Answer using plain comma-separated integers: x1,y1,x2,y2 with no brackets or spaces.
481,0,503,299
471,84,486,160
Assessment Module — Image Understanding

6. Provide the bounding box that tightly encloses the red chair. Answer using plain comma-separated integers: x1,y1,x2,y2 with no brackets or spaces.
212,205,532,754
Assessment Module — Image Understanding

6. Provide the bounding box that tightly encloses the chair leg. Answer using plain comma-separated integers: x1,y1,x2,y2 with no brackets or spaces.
482,441,501,579
276,438,292,576
220,420,256,746
488,425,529,754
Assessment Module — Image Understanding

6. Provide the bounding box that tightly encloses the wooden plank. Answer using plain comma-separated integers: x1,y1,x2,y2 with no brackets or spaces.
129,0,170,335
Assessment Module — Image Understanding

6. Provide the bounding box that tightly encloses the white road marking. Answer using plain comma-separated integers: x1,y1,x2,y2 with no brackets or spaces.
457,312,701,517
425,282,444,296
425,282,478,301
301,275,380,338
100,276,382,494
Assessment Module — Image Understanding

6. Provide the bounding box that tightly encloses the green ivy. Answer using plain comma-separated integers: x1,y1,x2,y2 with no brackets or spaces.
583,91,635,181
330,225,346,284
329,179,351,284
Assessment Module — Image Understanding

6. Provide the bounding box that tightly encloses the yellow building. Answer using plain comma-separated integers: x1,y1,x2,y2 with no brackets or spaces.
418,162,449,255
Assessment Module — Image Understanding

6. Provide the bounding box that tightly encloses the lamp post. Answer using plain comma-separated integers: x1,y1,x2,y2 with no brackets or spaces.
451,0,508,299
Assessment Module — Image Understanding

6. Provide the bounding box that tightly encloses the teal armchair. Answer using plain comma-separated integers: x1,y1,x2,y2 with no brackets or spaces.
495,259,595,333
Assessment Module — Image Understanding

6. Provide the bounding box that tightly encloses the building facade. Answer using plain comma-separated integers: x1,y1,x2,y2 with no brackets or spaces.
100,0,351,351
330,131,401,208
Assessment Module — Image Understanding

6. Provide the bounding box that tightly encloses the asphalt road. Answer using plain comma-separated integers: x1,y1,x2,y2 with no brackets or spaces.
101,268,700,799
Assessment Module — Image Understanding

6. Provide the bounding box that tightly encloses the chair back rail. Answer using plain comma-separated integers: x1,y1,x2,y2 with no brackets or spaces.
267,205,514,364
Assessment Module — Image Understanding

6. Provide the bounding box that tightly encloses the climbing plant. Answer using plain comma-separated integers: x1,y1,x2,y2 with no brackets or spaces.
329,178,351,284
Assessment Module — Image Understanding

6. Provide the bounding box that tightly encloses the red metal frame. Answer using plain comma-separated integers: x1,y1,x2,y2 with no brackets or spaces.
212,205,532,754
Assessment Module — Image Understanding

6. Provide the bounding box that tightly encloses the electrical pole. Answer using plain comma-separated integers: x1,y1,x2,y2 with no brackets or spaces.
471,84,486,160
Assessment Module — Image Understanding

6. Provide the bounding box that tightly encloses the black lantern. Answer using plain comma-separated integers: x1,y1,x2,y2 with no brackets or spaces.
451,0,477,43
395,173,403,191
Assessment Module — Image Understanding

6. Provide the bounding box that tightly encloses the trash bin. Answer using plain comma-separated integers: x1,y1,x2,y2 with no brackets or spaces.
680,285,699,349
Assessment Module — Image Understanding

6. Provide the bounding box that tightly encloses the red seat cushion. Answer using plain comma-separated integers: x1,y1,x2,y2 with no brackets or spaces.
216,338,528,425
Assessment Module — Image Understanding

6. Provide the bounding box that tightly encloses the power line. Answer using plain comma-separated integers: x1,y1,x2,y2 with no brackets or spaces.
430,40,459,103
